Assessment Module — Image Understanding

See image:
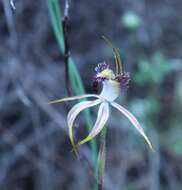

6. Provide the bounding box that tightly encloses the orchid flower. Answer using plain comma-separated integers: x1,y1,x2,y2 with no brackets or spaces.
49,38,153,152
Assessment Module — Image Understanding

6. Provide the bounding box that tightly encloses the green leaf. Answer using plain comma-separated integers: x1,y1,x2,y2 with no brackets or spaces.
47,0,98,169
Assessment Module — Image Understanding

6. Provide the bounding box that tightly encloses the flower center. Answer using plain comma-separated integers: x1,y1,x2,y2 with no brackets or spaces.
100,79,120,102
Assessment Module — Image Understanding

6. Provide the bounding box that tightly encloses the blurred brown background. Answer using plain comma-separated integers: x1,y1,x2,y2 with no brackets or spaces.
0,0,182,190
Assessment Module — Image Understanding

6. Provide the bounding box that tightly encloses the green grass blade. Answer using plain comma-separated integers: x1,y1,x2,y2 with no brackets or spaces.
47,0,98,169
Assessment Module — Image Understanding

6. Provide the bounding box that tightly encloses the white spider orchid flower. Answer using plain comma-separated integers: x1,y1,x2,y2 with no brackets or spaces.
49,62,153,151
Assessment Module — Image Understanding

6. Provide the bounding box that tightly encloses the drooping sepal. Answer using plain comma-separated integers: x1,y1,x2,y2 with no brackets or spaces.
111,101,154,151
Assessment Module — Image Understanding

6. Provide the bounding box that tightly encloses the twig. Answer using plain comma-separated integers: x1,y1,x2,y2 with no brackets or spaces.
64,0,69,17
3,0,18,48
10,0,16,10
62,0,71,95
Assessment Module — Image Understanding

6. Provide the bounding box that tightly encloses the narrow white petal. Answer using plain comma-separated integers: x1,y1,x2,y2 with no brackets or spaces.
78,102,109,145
49,94,101,104
67,99,101,147
111,102,153,150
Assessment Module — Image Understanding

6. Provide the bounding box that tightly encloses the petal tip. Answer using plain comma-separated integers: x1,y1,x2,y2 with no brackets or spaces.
143,134,154,152
70,144,80,157
149,143,155,152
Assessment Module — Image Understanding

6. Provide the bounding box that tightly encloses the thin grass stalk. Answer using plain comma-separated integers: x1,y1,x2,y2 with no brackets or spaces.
47,0,98,169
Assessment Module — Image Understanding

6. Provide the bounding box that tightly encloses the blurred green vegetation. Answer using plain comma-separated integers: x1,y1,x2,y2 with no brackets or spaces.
120,11,182,154
121,11,142,31
133,52,177,85
130,50,182,153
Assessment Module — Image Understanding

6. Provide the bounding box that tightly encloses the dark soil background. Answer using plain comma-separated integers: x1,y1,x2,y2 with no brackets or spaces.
0,0,182,190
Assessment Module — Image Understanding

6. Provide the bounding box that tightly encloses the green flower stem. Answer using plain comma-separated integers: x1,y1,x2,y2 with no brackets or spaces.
96,127,107,190
47,0,98,169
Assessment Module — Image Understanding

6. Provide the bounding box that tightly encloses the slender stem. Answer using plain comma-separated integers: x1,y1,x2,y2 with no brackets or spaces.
62,0,71,95
97,127,107,190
